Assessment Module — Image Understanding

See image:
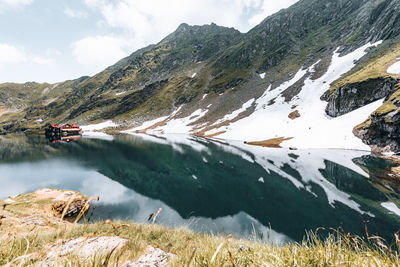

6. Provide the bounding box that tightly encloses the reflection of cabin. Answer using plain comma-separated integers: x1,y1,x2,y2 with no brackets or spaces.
45,124,82,136
46,135,81,144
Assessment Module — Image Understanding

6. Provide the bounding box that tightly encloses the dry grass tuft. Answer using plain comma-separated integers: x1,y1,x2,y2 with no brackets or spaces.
245,137,294,148
1,221,400,266
2,190,400,266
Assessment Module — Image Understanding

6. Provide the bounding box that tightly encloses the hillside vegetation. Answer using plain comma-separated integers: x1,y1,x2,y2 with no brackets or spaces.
1,0,400,151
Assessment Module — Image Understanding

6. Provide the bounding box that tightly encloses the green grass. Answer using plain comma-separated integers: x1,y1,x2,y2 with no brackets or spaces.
371,87,400,117
2,215,400,266
329,39,400,95
2,189,400,266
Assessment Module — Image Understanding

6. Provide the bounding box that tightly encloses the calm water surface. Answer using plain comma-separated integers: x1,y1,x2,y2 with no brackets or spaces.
1,133,400,244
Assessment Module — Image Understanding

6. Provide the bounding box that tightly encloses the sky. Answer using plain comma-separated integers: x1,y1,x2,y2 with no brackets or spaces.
0,0,299,84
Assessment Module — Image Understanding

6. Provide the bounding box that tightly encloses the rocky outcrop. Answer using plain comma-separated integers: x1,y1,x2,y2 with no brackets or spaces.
0,190,176,266
354,92,400,153
322,77,399,117
0,188,94,233
52,199,87,219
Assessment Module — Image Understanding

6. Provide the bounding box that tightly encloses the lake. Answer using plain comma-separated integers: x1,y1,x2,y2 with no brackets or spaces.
1,133,400,245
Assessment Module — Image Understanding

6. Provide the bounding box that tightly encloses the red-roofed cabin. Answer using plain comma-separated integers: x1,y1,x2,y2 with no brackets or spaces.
45,123,82,136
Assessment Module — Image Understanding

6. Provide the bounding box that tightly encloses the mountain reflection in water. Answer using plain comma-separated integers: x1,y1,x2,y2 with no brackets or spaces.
0,133,399,244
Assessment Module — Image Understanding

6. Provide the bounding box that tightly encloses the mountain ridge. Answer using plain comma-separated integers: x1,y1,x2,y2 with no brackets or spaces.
1,0,400,152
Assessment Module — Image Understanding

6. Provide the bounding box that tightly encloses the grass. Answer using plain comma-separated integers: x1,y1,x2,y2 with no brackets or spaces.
371,86,400,117
2,220,400,266
329,39,400,95
2,190,400,266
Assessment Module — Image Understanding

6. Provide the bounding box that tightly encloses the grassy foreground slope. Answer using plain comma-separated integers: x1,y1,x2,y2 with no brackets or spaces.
1,189,400,266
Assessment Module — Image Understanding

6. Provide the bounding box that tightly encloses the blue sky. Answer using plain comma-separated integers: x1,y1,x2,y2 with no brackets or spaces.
0,0,298,84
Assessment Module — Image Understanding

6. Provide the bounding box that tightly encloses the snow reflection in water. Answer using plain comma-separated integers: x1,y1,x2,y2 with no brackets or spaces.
0,133,399,243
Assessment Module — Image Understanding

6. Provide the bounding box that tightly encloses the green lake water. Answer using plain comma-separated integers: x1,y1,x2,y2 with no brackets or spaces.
1,133,400,244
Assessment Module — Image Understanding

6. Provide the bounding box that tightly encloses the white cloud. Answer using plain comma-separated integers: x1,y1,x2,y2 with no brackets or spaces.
248,0,299,27
64,7,88,19
32,56,53,65
0,43,26,66
0,42,62,83
73,0,298,74
0,0,32,6
0,43,53,71
71,0,299,76
72,35,130,74
84,0,299,42
45,48,62,57
0,0,32,11
84,0,104,8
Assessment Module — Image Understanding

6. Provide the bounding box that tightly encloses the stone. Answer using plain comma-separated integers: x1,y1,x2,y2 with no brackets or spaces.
51,199,87,219
43,236,128,263
288,110,301,120
122,246,174,267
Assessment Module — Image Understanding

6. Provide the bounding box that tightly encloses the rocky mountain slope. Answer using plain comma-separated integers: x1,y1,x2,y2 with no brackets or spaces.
1,0,400,152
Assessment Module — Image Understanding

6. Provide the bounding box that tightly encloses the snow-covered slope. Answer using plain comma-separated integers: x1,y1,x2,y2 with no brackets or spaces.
125,42,383,151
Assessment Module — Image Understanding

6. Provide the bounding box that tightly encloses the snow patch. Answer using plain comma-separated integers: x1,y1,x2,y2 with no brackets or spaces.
259,73,266,79
212,41,383,150
149,108,209,134
81,120,117,132
124,116,169,133
191,73,197,78
123,106,186,134
212,98,255,126
387,61,400,75
382,202,400,216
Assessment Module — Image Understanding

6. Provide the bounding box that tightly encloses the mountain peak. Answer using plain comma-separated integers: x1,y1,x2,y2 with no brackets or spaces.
176,23,190,32
163,22,242,44
175,22,222,32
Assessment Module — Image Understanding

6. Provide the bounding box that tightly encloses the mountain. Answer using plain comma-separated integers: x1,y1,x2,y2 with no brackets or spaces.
1,0,400,153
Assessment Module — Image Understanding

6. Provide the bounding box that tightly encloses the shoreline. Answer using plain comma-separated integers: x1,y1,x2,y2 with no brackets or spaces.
6,130,400,184
76,130,400,181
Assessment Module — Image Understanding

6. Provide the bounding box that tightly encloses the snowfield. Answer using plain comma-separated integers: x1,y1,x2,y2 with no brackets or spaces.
125,42,384,151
